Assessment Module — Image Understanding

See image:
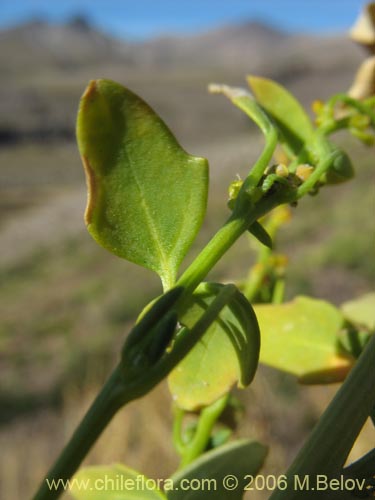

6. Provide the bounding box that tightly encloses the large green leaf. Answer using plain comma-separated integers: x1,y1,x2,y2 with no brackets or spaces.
341,293,375,331
70,464,166,500
254,296,355,383
247,75,314,155
168,283,260,410
167,439,268,500
77,79,208,289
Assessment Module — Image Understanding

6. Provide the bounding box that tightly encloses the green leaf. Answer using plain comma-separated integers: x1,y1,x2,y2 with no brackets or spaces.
341,293,375,330
247,75,314,155
167,439,268,500
121,287,183,373
168,283,260,410
77,79,208,289
254,296,355,383
70,464,166,500
248,221,273,248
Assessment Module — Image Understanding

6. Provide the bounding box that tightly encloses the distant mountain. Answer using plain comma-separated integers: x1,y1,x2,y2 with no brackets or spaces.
0,18,287,74
134,21,288,69
0,17,364,75
0,17,365,145
0,16,135,74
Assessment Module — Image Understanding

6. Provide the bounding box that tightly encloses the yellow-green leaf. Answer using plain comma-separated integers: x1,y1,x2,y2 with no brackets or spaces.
77,79,208,289
247,75,314,155
168,283,260,410
70,464,166,500
341,293,375,330
254,296,355,383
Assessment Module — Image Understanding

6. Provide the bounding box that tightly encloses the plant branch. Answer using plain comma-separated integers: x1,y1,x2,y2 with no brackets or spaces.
32,285,237,500
32,366,126,500
179,394,229,467
176,189,288,300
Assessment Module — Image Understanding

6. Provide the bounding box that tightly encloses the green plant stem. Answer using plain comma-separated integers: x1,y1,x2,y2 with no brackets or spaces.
243,240,271,302
287,149,310,173
272,279,285,304
172,406,186,455
177,189,288,301
243,261,267,302
32,366,126,500
179,394,229,468
236,99,278,191
32,285,237,500
269,333,375,500
297,149,338,198
244,208,288,303
177,211,251,296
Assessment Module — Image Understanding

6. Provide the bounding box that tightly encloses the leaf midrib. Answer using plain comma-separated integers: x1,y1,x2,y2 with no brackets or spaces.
123,145,173,284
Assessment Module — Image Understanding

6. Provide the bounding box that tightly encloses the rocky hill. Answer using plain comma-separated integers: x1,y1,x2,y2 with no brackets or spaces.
0,16,363,74
0,16,365,145
0,16,135,74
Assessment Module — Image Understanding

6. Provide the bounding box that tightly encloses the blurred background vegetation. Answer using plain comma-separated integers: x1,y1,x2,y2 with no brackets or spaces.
0,3,374,498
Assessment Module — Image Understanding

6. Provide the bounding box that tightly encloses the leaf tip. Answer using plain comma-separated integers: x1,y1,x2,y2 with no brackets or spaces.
82,79,99,101
208,83,252,100
246,74,264,89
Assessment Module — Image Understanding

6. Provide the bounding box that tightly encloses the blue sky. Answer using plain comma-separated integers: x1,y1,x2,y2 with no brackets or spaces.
0,0,367,39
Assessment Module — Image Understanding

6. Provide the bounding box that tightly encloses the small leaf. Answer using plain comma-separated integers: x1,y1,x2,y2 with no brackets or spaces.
77,79,208,289
122,287,183,373
247,75,314,155
254,296,355,383
341,293,375,330
70,464,166,500
168,283,260,411
248,221,273,248
167,439,268,500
